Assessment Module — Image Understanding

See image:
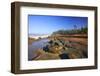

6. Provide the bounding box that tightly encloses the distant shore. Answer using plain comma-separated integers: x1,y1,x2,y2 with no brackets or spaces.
28,34,87,45
28,37,48,44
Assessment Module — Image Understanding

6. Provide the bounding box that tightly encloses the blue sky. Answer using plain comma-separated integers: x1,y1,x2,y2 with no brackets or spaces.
28,15,88,34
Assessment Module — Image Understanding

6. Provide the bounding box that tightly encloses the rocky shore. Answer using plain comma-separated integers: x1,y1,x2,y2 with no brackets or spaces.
30,36,87,60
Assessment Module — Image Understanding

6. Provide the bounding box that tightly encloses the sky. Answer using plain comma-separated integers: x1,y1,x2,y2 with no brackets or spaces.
28,15,88,35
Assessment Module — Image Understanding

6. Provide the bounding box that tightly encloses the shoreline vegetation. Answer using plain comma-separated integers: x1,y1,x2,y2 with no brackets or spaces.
28,26,88,60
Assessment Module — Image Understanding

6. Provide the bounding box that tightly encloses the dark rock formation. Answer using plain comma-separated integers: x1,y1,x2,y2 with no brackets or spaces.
59,53,69,59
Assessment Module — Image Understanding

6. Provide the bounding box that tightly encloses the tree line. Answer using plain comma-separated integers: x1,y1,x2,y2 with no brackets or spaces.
52,26,87,35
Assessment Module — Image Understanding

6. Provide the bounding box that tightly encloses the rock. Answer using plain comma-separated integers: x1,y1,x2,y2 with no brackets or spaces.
32,49,45,60
82,50,88,58
63,46,68,50
59,53,69,59
43,45,50,52
61,47,69,54
48,40,53,44
54,40,63,46
43,39,64,54
48,44,64,54
68,51,83,59
34,52,60,60
59,40,65,45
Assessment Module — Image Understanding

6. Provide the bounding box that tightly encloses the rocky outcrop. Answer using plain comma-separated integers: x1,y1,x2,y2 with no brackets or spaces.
32,37,87,60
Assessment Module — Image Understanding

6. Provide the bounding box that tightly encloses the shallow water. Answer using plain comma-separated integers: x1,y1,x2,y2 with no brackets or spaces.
28,38,50,60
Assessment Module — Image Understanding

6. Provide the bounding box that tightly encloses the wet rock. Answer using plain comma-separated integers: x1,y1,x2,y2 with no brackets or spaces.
59,53,69,59
48,40,53,44
43,45,50,52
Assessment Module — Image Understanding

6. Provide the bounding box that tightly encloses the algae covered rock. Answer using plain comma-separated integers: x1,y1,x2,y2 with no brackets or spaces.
43,39,64,54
